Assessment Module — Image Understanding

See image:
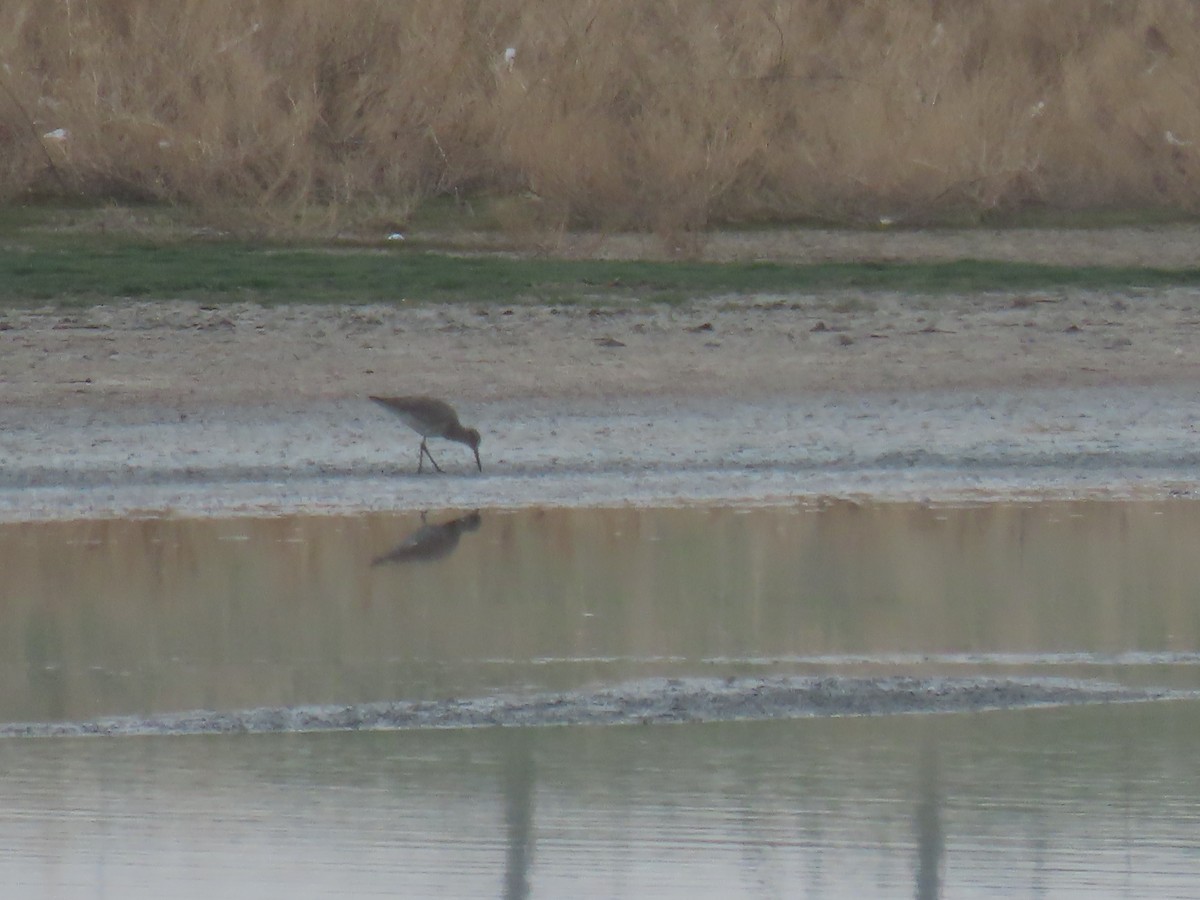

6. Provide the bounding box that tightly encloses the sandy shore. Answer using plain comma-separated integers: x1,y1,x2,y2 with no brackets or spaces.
3,228,1200,518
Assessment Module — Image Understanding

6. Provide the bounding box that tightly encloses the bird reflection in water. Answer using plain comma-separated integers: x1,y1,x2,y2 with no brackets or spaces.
371,510,483,566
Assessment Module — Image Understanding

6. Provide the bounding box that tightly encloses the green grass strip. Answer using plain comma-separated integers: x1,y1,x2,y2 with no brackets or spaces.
1,239,1199,307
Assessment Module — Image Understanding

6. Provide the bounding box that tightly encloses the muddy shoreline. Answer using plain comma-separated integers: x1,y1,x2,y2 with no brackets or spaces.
3,280,1200,519
3,384,1200,520
1,676,1186,737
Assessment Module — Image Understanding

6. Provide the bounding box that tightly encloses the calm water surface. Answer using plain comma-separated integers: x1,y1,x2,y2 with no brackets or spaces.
1,705,1199,898
1,501,1199,897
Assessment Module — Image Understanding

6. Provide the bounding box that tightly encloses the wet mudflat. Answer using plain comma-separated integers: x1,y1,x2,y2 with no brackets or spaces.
2,500,1200,897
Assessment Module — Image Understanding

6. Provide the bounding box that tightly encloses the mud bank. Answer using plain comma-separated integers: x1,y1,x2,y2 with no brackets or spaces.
2,384,1200,519
3,280,1200,518
0,676,1185,738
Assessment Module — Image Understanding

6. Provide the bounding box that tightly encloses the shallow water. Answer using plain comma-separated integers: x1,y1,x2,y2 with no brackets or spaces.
2,501,1200,723
2,703,1199,899
2,501,1200,896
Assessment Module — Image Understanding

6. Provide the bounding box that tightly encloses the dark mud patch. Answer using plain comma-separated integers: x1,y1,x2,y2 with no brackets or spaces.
1,676,1190,738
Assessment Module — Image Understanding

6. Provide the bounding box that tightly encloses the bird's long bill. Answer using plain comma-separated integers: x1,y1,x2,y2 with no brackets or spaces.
473,446,482,472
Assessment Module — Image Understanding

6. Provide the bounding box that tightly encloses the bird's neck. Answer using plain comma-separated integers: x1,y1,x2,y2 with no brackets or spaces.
445,423,473,444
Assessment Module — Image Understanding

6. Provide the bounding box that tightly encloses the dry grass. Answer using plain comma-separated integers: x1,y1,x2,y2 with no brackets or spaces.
2,0,1200,236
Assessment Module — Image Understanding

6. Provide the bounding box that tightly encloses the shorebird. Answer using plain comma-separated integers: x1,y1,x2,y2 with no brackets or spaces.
370,395,482,474
371,510,483,565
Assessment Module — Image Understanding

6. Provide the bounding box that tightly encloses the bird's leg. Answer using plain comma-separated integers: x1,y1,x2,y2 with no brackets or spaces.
420,439,445,474
416,441,425,474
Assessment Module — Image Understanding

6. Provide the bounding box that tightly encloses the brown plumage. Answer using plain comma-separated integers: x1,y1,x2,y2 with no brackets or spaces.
370,395,482,473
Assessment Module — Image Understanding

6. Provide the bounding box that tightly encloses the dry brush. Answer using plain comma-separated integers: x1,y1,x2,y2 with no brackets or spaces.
2,0,1199,233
